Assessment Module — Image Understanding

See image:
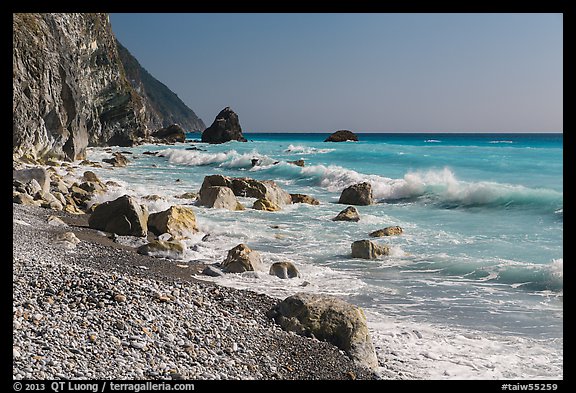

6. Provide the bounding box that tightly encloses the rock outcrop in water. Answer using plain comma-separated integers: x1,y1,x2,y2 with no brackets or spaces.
201,107,247,144
324,130,359,142
13,13,204,162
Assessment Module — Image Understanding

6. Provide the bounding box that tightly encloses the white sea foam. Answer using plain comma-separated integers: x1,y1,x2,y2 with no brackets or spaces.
284,144,335,155
367,309,563,379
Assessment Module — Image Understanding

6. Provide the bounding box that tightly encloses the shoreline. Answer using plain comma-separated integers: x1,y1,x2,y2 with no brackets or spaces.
12,199,384,380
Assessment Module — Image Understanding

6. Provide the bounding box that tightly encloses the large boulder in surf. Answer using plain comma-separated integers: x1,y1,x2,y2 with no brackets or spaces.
152,124,186,143
266,292,378,369
199,174,292,207
88,195,148,237
201,107,247,144
231,178,292,206
351,240,390,259
324,130,359,142
147,205,199,239
197,186,244,211
221,244,264,273
338,182,373,206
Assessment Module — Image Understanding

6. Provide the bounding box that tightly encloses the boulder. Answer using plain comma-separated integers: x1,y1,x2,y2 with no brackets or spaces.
253,198,281,212
13,167,50,194
82,170,102,184
338,182,373,206
197,186,244,211
88,195,148,237
290,193,320,205
231,178,292,206
201,107,247,144
137,239,185,259
324,130,359,142
102,152,129,167
220,244,263,273
269,261,300,279
351,240,390,259
148,205,198,239
267,293,378,369
202,265,225,277
13,192,40,206
152,124,186,143
199,175,292,206
369,226,403,237
175,192,197,200
333,206,360,222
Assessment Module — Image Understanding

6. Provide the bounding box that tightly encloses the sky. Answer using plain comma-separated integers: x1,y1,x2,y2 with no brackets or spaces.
110,13,563,133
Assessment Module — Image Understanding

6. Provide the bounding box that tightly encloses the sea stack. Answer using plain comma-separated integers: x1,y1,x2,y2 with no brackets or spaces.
324,130,359,142
201,107,247,144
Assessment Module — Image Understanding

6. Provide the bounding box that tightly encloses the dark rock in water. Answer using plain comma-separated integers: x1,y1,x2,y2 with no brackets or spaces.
290,193,320,205
251,158,260,167
269,262,300,279
201,107,247,144
142,151,158,155
199,174,292,207
197,186,244,211
252,198,281,212
333,206,360,222
324,130,359,142
102,152,129,167
288,159,305,167
151,124,186,143
351,240,390,259
267,292,378,369
88,194,148,237
369,226,403,237
338,182,373,206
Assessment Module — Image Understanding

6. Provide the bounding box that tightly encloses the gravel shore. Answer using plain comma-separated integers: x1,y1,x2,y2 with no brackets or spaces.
12,203,382,380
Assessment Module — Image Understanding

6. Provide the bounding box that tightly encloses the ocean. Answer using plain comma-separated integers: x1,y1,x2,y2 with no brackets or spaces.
84,132,563,379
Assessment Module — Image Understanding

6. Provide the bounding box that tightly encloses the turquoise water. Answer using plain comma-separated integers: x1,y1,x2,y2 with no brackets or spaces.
85,132,562,379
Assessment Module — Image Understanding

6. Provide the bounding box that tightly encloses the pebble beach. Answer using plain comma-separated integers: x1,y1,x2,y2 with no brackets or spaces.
12,202,383,380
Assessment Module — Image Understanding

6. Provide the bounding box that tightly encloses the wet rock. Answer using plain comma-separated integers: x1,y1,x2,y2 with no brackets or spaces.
88,195,148,237
201,107,247,144
221,244,263,273
269,262,300,279
147,205,198,239
369,226,403,237
351,240,390,259
267,292,378,369
333,206,360,222
338,182,373,206
324,130,359,142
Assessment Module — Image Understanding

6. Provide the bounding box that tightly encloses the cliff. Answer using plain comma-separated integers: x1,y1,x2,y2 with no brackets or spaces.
116,40,205,133
13,13,204,162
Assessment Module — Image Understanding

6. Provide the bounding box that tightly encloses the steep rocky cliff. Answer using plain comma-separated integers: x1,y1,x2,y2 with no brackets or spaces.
116,40,205,133
13,13,204,162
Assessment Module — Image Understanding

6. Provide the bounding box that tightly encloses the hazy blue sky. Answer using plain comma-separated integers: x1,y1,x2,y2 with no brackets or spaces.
110,13,563,133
